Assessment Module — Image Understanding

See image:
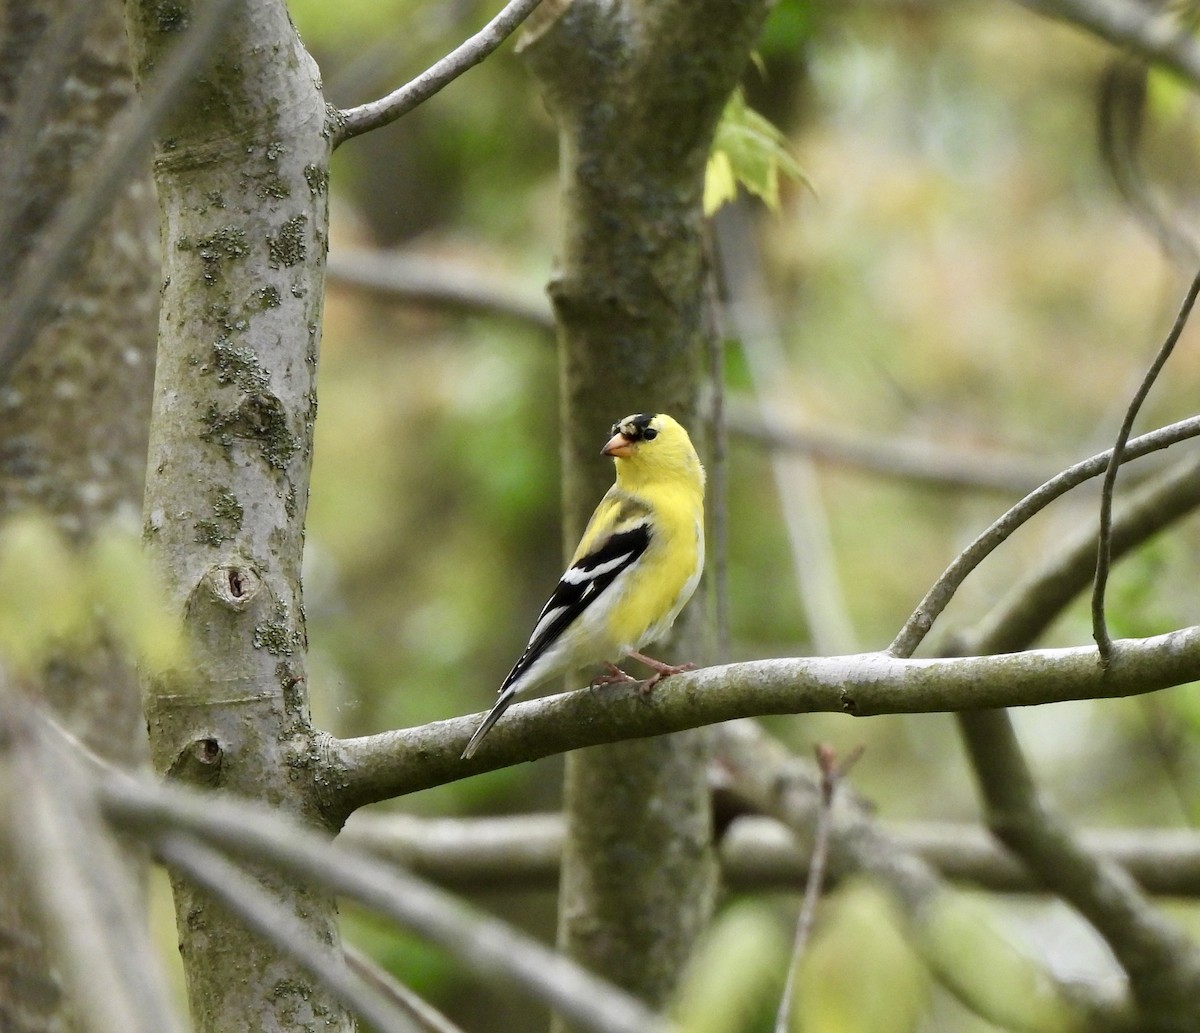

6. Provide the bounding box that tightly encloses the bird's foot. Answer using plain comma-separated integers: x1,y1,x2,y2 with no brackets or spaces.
626,651,696,695
590,662,639,692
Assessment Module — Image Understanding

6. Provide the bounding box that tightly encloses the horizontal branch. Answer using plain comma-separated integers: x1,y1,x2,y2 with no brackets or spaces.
342,811,1200,896
326,248,554,332
326,624,1200,811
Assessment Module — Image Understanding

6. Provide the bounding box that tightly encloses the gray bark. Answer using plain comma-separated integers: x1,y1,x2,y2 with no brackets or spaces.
0,2,158,1030
123,1,349,1029
520,0,771,1018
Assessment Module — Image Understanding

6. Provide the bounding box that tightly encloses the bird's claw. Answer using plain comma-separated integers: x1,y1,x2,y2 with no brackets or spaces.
590,662,638,692
640,660,696,694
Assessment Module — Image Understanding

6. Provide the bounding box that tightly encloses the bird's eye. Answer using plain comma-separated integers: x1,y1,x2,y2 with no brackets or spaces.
643,428,658,440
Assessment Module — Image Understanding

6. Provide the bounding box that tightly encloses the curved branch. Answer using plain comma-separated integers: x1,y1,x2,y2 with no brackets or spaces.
1092,269,1200,657
889,416,1200,658
334,0,545,147
1011,0,1200,91
324,623,1200,811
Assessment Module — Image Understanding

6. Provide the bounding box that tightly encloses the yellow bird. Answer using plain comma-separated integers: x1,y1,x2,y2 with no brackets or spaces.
461,413,705,760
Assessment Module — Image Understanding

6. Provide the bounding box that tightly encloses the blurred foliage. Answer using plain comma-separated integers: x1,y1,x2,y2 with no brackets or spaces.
921,890,1076,1033
0,514,183,676
795,881,929,1033
282,0,1200,1027
673,900,791,1033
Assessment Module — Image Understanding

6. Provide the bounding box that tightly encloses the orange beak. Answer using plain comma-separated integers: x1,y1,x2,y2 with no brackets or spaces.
602,432,634,458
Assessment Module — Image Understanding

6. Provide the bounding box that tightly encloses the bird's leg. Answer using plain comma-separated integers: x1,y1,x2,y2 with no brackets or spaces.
625,650,696,695
590,662,638,691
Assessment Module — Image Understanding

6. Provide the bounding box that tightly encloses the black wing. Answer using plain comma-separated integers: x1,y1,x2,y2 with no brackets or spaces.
499,523,651,693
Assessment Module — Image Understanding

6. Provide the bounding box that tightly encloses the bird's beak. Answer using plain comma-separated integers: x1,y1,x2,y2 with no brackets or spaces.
602,433,634,458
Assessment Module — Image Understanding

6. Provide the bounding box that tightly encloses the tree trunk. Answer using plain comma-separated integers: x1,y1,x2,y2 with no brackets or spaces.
123,2,348,1030
521,0,771,1021
0,2,158,1030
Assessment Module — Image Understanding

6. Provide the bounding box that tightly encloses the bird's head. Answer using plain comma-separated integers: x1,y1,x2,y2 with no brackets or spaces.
602,413,705,493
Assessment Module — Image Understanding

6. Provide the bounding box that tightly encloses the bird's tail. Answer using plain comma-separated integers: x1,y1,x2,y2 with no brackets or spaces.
461,685,520,760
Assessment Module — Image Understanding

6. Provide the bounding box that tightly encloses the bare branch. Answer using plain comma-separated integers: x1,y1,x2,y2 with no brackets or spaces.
937,433,1200,1026
888,415,1200,658
328,623,1200,808
949,450,1200,657
3,706,185,1033
344,944,466,1033
1010,0,1200,90
957,709,1200,1024
0,0,239,381
774,744,861,1033
101,776,676,1033
1092,269,1200,659
343,811,1200,896
714,720,1119,1030
728,405,1068,495
327,247,555,332
334,0,545,146
157,834,425,1033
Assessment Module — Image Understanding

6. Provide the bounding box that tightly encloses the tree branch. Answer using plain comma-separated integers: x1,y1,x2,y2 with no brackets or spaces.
342,811,1200,896
1092,268,1200,658
713,720,1118,1030
948,450,1200,657
101,775,676,1033
334,0,545,146
958,709,1200,1025
1009,0,1200,90
156,833,425,1033
889,416,1200,658
327,247,555,332
324,623,1200,810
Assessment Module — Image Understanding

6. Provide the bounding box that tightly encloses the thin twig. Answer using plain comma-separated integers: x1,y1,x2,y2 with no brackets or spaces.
334,0,545,146
0,0,239,382
950,451,1200,658
714,720,1115,1028
889,414,1200,659
344,943,466,1033
702,231,732,662
157,833,423,1033
774,744,863,1033
1092,269,1200,660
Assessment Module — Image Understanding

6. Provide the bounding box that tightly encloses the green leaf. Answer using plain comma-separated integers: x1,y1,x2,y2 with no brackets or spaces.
0,515,90,672
921,890,1077,1032
794,881,928,1033
88,525,187,673
674,900,790,1033
705,88,808,216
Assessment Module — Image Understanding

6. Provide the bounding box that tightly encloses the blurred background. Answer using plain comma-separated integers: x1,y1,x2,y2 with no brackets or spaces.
258,0,1200,1027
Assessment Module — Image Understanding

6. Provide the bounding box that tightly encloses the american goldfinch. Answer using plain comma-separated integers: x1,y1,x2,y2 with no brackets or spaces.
461,412,705,760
